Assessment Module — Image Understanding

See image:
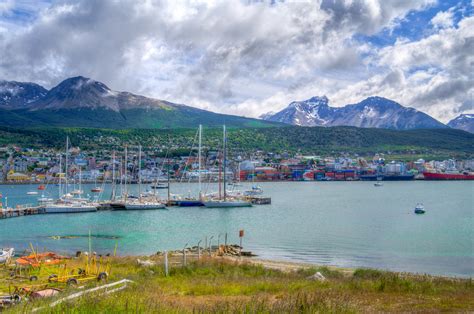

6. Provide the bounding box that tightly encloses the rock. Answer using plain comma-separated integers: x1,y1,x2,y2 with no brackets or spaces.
307,272,326,281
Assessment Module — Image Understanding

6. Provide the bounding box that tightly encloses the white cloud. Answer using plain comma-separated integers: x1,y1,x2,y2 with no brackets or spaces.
430,9,454,29
1,0,470,123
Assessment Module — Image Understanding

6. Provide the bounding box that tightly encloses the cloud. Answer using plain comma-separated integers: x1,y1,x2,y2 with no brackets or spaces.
328,15,474,122
0,0,469,122
430,9,454,29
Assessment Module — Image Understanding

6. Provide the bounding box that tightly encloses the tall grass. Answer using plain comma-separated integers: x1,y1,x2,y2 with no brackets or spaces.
4,257,473,313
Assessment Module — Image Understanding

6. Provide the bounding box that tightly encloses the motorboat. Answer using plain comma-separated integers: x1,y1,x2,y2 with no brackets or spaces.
414,203,425,214
374,181,383,187
27,191,39,195
244,185,263,196
91,187,103,193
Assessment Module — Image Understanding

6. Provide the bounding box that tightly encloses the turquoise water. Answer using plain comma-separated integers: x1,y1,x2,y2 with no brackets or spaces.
0,181,473,277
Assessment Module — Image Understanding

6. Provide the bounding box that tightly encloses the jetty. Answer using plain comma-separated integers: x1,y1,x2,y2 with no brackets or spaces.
0,205,45,219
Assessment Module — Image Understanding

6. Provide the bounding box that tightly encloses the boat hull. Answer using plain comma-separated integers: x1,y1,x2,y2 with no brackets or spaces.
177,200,204,207
44,205,97,214
124,203,166,210
423,172,474,180
360,174,414,181
204,201,252,208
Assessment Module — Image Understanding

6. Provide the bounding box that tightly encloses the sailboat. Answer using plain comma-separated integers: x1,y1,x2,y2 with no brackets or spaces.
44,137,97,214
177,124,205,207
203,126,252,208
114,145,166,210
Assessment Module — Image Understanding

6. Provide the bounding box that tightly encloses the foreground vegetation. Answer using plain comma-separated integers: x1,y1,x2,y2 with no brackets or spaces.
6,257,474,313
1,125,473,159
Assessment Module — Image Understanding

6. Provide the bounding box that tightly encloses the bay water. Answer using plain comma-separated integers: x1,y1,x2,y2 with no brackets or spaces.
0,181,472,277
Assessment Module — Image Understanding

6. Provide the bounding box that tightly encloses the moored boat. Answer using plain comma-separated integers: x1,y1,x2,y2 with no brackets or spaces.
43,202,97,214
124,202,166,210
177,200,204,207
203,200,252,208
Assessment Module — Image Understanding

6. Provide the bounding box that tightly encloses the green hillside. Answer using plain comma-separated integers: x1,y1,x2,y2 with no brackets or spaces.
1,126,472,159
0,108,275,129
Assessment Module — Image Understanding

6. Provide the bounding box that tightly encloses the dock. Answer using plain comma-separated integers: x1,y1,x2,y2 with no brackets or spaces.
0,205,45,219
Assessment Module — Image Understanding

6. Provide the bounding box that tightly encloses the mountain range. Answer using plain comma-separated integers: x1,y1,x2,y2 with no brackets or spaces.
447,114,474,133
261,96,449,130
0,76,471,132
0,76,274,129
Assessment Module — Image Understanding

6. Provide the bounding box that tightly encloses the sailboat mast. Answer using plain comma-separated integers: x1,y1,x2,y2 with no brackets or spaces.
58,155,62,198
138,145,142,202
223,125,227,201
198,124,202,199
65,136,69,195
111,151,116,201
124,146,128,200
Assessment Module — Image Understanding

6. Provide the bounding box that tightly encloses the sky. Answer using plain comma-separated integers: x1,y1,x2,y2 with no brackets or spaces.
0,0,472,123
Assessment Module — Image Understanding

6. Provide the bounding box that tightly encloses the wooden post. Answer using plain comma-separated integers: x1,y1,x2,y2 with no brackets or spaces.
225,233,227,247
239,230,244,256
208,236,214,256
183,242,188,266
164,250,169,276
197,240,202,260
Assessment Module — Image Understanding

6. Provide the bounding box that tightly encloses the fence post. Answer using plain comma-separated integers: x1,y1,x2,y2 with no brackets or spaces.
205,236,208,251
183,242,188,266
208,236,214,256
197,240,202,260
164,250,169,276
225,233,228,247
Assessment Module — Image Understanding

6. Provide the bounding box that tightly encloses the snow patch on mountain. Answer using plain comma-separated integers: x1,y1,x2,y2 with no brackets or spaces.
262,96,447,130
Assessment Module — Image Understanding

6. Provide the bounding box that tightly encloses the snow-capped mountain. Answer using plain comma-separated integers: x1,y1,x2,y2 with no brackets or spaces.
447,114,474,133
0,76,276,129
30,76,176,112
0,80,47,109
260,96,334,126
262,96,447,130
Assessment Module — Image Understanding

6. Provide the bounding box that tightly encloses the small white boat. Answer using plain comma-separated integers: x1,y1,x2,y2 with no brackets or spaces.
0,248,14,264
124,201,166,210
26,191,39,195
204,200,252,208
43,202,97,214
244,185,263,196
374,182,383,187
414,203,425,214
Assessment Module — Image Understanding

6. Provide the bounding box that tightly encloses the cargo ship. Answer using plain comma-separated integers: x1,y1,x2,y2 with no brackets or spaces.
422,171,474,180
360,174,414,181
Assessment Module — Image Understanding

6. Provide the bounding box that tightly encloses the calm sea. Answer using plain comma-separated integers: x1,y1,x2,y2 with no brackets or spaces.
0,181,473,277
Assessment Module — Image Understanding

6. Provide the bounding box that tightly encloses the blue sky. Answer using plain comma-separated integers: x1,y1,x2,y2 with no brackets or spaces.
0,0,472,122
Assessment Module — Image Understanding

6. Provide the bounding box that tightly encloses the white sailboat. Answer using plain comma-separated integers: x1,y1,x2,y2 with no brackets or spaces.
118,145,166,210
44,137,97,214
204,125,252,208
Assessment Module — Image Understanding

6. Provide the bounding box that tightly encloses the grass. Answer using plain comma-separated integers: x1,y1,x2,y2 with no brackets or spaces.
3,256,473,313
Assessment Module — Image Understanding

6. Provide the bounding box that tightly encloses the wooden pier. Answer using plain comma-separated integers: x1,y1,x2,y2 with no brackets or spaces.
0,205,45,219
